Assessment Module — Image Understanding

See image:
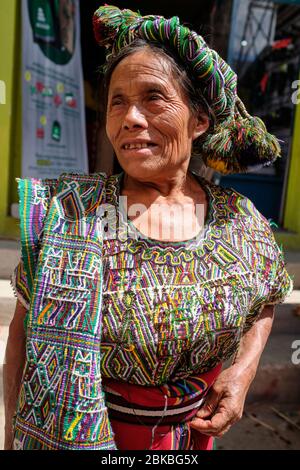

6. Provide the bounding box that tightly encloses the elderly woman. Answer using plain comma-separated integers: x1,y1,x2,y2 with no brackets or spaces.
4,5,292,450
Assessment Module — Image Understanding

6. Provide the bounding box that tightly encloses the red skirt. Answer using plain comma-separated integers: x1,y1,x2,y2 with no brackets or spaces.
103,363,222,450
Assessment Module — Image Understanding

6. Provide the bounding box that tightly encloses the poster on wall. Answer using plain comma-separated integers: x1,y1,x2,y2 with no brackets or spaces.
22,0,88,178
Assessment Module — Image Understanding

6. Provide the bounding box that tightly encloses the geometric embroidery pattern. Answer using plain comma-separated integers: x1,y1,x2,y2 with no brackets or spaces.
13,174,116,450
100,173,292,385
12,171,293,449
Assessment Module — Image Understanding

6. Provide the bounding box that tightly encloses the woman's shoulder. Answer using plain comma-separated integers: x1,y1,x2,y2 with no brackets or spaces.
16,172,110,223
17,172,109,192
16,172,122,214
59,171,108,179
57,172,122,193
21,171,112,183
203,177,270,228
204,178,284,261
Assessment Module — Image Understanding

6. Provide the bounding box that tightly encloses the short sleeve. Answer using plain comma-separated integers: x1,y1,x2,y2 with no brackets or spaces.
11,259,31,310
266,246,293,305
10,177,58,310
230,191,294,331
245,225,293,330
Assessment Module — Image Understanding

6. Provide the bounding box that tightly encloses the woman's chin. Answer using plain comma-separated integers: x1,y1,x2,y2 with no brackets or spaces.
118,158,162,177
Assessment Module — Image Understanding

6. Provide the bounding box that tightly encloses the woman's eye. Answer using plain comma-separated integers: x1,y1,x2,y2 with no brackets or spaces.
148,94,162,101
111,100,122,106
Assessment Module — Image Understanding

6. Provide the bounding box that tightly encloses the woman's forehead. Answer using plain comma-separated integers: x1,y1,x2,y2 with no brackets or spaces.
115,48,170,69
109,51,177,93
109,73,171,94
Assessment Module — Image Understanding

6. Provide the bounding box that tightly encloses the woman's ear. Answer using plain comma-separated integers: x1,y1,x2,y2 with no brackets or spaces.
192,112,210,140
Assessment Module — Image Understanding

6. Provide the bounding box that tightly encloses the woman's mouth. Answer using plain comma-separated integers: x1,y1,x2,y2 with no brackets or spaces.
122,142,157,150
120,142,158,156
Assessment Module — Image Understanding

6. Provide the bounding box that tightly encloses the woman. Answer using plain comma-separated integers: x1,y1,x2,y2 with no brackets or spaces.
4,5,292,450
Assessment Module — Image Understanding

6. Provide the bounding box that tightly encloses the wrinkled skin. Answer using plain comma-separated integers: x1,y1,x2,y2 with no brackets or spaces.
190,365,251,437
106,49,208,182
106,48,210,241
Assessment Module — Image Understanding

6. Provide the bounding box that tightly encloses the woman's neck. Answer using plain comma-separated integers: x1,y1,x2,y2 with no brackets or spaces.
122,170,198,202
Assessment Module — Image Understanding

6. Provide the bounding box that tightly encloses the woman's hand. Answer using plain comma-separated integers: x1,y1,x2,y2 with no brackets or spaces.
190,304,275,438
189,365,251,437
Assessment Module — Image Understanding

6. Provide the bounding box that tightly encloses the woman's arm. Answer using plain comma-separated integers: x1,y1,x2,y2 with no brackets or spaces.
3,300,27,450
190,304,275,437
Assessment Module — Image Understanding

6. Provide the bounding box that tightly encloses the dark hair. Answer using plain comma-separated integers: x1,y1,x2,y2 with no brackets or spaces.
100,39,215,131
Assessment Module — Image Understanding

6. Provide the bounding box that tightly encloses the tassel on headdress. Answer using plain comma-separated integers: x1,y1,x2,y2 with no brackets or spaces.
93,5,281,174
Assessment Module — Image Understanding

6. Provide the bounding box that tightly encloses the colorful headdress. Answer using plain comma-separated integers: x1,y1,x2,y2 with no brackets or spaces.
93,5,281,174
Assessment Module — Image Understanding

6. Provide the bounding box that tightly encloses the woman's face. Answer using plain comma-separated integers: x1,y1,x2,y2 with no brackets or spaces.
106,49,209,180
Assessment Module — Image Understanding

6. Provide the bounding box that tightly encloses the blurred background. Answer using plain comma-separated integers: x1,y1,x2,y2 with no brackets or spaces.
1,0,300,239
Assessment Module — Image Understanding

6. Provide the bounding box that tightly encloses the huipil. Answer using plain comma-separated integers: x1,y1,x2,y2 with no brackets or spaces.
12,171,293,449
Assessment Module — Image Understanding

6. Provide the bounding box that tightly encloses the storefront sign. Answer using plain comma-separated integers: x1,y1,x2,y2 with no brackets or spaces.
22,0,88,178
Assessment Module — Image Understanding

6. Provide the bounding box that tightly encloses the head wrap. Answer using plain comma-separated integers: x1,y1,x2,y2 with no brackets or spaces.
93,5,281,174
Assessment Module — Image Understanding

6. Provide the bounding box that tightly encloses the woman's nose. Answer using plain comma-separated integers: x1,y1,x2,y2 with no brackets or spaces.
123,105,148,130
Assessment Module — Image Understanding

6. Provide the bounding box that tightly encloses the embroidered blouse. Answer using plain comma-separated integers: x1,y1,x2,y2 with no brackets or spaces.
12,172,293,387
